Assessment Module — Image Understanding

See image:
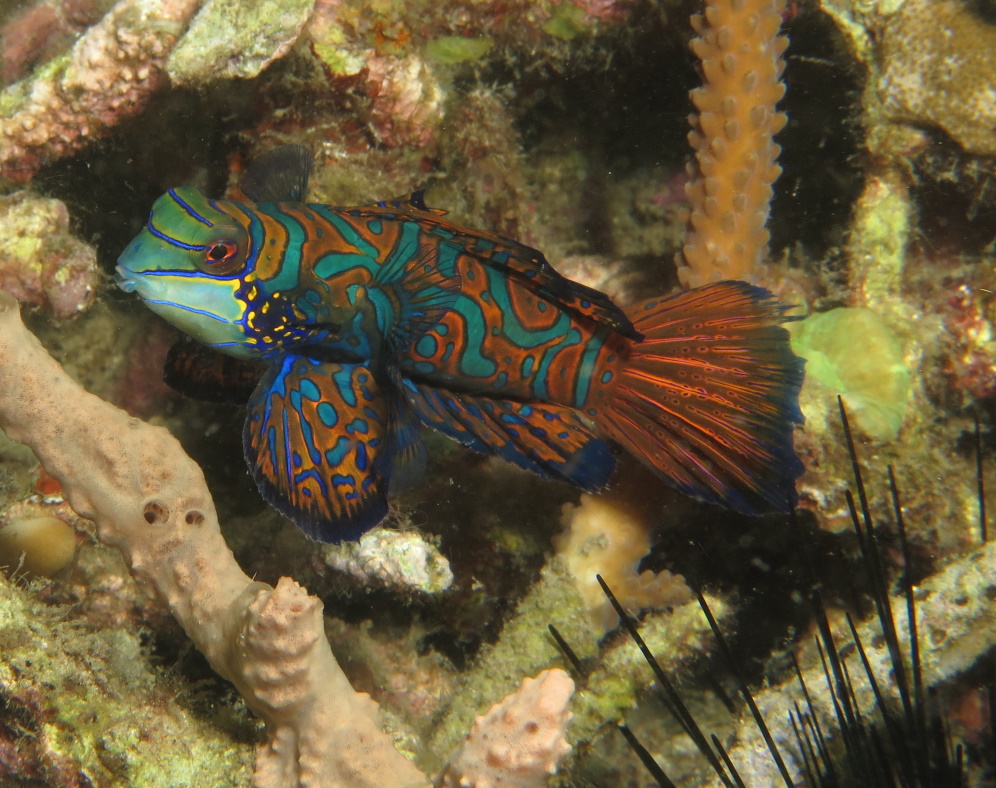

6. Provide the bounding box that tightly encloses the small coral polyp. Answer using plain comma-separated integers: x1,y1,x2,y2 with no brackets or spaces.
557,489,691,632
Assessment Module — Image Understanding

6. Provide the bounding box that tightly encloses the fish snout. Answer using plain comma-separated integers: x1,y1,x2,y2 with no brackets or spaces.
114,264,140,294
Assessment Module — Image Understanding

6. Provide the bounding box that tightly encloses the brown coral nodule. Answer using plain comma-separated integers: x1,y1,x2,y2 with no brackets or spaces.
677,0,788,287
0,0,201,183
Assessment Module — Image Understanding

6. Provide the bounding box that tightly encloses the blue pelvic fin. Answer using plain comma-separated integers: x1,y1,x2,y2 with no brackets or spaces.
402,380,615,491
244,355,390,542
240,145,313,203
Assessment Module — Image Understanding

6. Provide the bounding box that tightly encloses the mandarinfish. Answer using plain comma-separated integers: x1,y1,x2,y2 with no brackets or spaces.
116,146,804,543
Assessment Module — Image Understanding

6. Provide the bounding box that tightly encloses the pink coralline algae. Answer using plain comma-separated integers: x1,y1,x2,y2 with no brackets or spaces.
941,282,996,404
0,193,98,319
0,0,112,85
0,0,201,184
364,52,444,149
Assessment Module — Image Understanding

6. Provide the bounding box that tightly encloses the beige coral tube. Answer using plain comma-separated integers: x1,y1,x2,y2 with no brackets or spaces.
0,290,427,788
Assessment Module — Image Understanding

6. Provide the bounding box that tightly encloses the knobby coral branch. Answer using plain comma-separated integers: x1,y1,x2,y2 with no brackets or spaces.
677,0,788,287
0,290,427,788
0,0,202,184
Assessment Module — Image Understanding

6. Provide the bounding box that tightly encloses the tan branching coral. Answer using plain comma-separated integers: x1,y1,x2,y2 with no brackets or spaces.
677,0,788,287
437,669,574,788
0,289,426,788
0,0,202,183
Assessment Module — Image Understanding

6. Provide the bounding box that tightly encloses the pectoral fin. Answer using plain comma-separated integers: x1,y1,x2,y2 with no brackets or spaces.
164,336,265,403
244,355,390,542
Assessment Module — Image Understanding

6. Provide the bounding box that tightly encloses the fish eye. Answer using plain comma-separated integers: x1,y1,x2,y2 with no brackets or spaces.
206,241,238,264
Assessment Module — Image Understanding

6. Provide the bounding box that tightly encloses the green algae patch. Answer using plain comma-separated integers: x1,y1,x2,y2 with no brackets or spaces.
543,5,589,40
791,307,910,442
426,556,598,767
427,36,493,64
0,573,253,785
571,593,730,743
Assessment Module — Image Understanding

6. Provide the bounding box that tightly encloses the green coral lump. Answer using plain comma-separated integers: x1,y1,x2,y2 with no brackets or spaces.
791,307,910,442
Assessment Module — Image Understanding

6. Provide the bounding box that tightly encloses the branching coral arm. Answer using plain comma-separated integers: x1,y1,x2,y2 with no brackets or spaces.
0,290,428,788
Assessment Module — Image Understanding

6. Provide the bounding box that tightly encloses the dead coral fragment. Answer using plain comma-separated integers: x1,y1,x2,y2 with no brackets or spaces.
0,192,98,318
438,669,574,788
879,0,996,156
167,0,318,84
323,527,454,594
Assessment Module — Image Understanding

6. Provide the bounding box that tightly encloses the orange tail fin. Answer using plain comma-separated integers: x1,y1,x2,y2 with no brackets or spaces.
595,280,804,515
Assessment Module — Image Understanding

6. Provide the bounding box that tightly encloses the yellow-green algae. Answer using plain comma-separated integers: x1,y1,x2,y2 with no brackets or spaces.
791,307,910,441
0,572,253,786
427,36,493,64
543,5,590,40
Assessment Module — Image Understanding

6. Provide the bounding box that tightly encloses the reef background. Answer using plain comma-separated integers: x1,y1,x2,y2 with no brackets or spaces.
0,0,995,785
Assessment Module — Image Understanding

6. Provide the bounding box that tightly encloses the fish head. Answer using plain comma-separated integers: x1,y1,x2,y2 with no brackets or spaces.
116,187,258,358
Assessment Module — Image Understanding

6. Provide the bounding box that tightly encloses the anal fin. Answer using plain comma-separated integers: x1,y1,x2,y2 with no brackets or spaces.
403,381,615,491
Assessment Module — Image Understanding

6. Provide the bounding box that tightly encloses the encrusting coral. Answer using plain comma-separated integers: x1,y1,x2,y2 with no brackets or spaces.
556,488,691,632
0,0,202,184
677,0,788,287
876,0,996,158
0,192,99,318
0,289,581,787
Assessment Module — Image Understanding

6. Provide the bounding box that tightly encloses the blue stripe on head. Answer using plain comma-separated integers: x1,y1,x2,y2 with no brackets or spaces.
168,189,214,227
146,215,207,251
141,299,230,323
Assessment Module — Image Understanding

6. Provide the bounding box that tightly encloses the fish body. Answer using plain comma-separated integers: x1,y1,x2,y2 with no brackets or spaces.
117,147,804,542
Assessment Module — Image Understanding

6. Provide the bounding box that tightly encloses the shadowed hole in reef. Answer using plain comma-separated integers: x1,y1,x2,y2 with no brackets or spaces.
30,84,256,283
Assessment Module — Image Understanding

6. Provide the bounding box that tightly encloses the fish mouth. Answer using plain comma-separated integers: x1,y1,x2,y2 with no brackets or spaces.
115,265,139,294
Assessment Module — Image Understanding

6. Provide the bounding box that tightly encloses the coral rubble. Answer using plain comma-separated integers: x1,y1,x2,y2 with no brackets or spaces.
0,192,98,318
